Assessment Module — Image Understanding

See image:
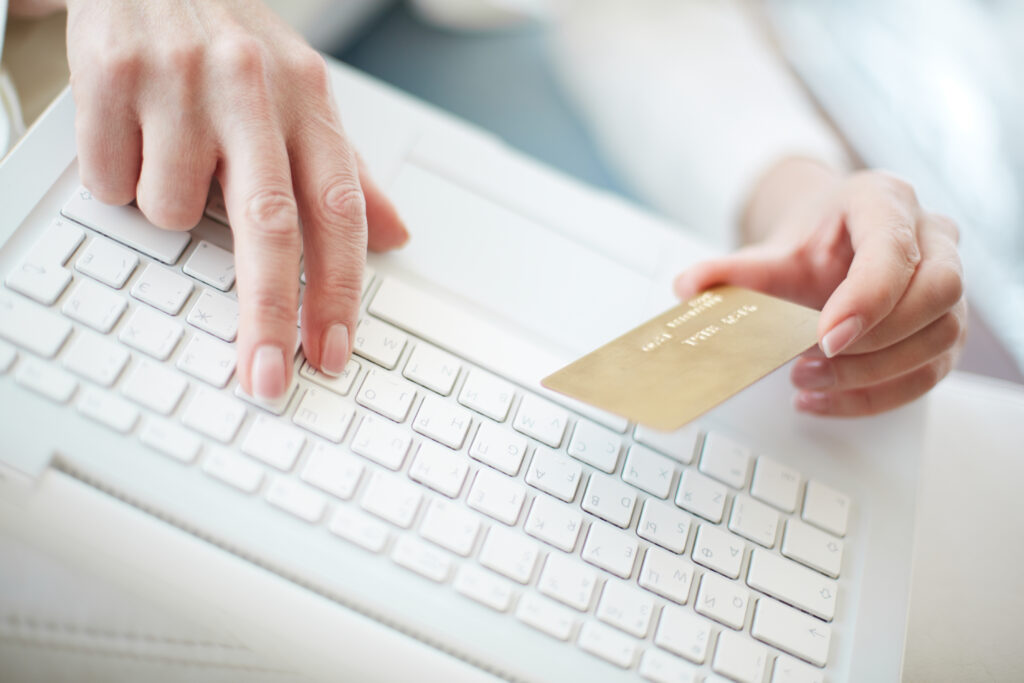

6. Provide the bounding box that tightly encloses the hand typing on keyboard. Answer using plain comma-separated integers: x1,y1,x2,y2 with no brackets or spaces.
55,0,409,399
675,160,967,417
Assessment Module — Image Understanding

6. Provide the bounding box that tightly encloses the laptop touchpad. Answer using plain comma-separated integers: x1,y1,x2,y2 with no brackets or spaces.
382,164,666,355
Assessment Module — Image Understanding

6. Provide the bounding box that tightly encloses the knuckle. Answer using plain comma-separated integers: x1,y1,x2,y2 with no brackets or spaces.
319,180,367,225
930,261,965,310
246,290,298,328
94,49,144,90
291,48,331,94
217,34,267,81
245,188,300,241
933,313,962,353
929,212,961,244
886,223,922,271
880,174,919,205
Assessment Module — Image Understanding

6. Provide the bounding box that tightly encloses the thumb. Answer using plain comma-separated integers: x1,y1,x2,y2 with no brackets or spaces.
673,244,810,303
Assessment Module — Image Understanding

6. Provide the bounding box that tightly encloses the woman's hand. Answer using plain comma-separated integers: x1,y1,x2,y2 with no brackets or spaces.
65,0,408,399
674,159,966,417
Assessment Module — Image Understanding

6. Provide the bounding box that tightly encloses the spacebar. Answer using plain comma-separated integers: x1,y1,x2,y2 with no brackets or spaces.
368,275,628,433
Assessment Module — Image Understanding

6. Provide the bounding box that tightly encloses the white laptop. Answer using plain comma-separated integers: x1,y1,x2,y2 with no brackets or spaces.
0,58,925,683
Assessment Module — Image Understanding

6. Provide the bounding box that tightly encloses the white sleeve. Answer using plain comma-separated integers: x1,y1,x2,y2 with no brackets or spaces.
549,0,850,248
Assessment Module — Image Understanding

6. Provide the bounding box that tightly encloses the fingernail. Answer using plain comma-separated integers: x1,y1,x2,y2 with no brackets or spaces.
821,316,863,358
252,345,286,399
320,323,349,377
791,359,836,390
794,391,831,413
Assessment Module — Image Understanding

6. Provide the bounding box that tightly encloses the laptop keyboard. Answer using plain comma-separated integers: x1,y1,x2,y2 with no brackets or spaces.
0,187,852,683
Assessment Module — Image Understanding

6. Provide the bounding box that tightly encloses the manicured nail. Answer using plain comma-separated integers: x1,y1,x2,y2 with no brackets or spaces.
794,391,831,413
320,323,349,377
821,316,863,358
252,344,286,399
791,359,836,390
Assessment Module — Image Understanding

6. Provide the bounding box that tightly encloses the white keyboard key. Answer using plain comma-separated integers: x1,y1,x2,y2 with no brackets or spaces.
515,592,574,641
634,423,701,464
118,306,183,360
693,524,746,579
75,237,138,288
525,494,583,551
241,415,305,471
582,521,639,579
676,469,728,523
638,499,693,553
77,387,138,433
34,218,85,265
468,421,527,475
623,445,676,499
292,387,355,443
412,395,472,449
202,447,264,493
183,240,235,291
351,413,412,470
771,654,825,683
419,497,481,556
655,605,713,664
699,432,752,489
181,387,247,443
729,493,780,548
15,358,76,403
234,380,297,417
205,186,228,224
122,360,188,415
61,330,129,386
187,288,239,342
802,481,850,537
403,343,461,395
567,419,621,473
393,535,452,582
525,446,582,502
782,518,844,578
467,467,526,525
712,630,769,683
62,279,126,332
0,289,72,358
750,455,801,513
753,597,831,668
512,394,568,447
409,440,469,498
639,649,700,683
356,371,417,422
300,357,360,395
478,526,540,584
538,553,598,611
458,369,515,422
582,472,637,528
0,340,15,373
360,469,422,528
747,549,837,621
639,547,696,604
176,333,236,388
453,564,514,612
6,256,71,304
597,579,656,637
264,477,327,523
695,571,751,629
63,188,191,264
139,417,201,463
328,506,389,552
300,442,364,500
353,316,407,369
131,262,193,315
577,620,637,669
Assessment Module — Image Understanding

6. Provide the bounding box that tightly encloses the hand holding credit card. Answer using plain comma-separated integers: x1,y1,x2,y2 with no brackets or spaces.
542,286,820,431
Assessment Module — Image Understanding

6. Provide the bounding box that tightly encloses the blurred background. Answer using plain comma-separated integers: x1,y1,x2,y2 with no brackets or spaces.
3,0,1022,383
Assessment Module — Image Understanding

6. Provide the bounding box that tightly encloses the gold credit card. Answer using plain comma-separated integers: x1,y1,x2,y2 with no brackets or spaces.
541,286,820,431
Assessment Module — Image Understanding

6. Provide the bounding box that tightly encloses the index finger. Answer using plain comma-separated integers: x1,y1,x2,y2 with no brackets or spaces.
220,122,301,400
817,175,923,357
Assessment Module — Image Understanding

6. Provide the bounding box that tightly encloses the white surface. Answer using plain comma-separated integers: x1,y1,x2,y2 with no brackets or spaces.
903,373,1024,682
